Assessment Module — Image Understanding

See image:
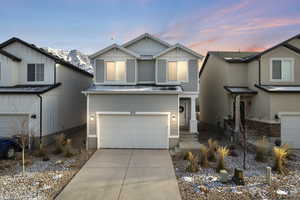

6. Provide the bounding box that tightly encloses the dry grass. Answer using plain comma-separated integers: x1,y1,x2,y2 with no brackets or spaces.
34,143,47,158
216,146,229,172
199,144,209,168
64,139,75,158
255,136,269,162
273,146,288,175
53,134,65,155
208,138,218,162
185,152,199,173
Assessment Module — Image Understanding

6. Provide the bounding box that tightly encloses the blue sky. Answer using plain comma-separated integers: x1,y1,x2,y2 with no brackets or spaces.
1,0,300,55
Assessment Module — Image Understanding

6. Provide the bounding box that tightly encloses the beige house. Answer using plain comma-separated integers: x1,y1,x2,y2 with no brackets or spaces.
199,34,300,148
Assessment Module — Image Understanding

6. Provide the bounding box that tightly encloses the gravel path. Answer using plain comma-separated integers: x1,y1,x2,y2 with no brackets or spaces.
173,149,300,200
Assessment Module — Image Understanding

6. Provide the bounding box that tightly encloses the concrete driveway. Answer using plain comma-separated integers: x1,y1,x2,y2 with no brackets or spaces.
56,149,181,200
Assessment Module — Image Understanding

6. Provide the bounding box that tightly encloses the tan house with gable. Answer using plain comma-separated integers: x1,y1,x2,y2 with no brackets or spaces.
199,34,300,148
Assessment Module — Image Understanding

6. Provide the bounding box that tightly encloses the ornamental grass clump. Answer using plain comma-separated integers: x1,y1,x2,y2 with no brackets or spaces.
273,146,288,175
53,134,65,155
64,139,75,158
207,139,218,162
186,152,199,173
199,144,209,168
216,146,229,173
255,136,269,162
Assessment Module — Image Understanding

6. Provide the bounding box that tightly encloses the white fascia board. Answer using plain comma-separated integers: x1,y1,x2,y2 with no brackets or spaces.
89,44,140,59
153,44,204,59
121,33,172,48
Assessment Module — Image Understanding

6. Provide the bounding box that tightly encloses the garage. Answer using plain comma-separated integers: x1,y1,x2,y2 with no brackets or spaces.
280,113,300,148
97,112,169,149
0,114,29,137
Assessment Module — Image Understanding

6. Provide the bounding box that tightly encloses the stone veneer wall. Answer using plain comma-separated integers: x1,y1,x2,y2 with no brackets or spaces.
246,120,280,137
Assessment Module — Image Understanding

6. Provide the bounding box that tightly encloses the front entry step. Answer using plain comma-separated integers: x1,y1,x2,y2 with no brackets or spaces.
179,132,201,151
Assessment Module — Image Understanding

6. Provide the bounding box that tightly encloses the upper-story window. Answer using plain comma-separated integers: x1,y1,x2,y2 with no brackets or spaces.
271,58,294,82
105,61,126,82
27,64,44,82
167,61,188,82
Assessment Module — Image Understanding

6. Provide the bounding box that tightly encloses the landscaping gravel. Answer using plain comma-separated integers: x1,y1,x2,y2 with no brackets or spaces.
173,148,300,200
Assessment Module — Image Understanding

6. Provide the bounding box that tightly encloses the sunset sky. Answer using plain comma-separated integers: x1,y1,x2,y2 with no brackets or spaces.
1,0,300,55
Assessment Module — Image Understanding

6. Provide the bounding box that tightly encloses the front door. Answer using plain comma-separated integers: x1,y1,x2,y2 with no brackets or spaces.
180,99,189,129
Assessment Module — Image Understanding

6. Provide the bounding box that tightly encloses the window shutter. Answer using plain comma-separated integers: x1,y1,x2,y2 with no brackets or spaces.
95,59,104,83
36,64,44,81
282,60,292,81
272,60,282,80
126,59,135,83
157,59,166,83
27,64,35,81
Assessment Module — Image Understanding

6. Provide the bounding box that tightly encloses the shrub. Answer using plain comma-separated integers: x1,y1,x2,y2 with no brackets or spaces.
64,139,75,158
255,136,269,162
216,146,229,172
207,139,218,162
273,146,288,175
186,152,199,173
199,145,209,168
274,139,281,146
53,134,65,155
35,143,47,157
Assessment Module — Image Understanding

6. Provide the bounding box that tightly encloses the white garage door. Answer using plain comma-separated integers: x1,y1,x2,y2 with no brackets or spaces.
281,114,300,148
0,115,29,138
98,114,169,149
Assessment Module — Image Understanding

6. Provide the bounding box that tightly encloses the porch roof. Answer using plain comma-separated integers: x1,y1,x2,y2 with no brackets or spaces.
255,84,300,93
224,86,258,95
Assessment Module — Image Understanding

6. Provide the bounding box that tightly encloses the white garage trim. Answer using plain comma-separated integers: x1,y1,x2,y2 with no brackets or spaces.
278,112,300,117
96,111,170,149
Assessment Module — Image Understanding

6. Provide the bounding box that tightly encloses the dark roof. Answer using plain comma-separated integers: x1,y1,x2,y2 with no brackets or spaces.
0,49,21,62
283,43,300,55
0,83,61,94
255,84,300,93
245,33,300,62
224,86,257,95
0,37,93,77
210,51,259,63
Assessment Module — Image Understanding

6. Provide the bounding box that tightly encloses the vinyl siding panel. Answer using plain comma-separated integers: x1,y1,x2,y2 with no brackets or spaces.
137,60,155,82
157,59,167,83
126,59,136,83
95,59,104,83
0,54,19,86
125,38,168,55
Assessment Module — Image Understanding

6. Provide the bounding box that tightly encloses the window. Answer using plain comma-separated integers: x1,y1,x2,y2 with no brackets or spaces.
27,64,44,82
167,61,188,82
105,61,126,82
271,58,294,81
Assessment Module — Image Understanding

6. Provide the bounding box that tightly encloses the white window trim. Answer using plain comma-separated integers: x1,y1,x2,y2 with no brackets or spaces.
166,59,189,84
27,63,45,83
270,58,294,82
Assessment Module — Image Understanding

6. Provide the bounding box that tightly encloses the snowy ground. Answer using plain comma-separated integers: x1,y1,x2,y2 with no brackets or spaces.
172,148,300,200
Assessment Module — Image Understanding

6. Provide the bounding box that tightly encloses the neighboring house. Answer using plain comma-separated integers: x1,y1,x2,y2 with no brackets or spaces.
199,34,300,148
0,37,93,144
84,33,203,149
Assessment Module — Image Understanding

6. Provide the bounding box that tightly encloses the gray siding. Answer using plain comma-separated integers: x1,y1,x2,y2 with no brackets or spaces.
138,60,155,82
157,59,167,83
182,59,198,92
95,59,104,83
126,59,136,83
88,94,179,144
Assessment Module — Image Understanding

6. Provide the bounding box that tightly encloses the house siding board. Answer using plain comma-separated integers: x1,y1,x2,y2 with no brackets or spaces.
3,42,55,85
288,38,300,49
0,53,19,86
125,37,168,55
226,62,248,86
95,59,104,83
270,94,300,121
0,95,40,134
126,59,136,83
157,59,167,83
260,46,300,85
88,94,178,138
137,60,155,82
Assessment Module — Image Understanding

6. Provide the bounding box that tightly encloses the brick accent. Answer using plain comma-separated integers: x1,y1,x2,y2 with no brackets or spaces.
246,120,280,137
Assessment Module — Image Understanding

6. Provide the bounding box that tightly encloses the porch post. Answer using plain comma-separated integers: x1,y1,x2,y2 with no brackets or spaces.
234,95,241,132
190,96,198,133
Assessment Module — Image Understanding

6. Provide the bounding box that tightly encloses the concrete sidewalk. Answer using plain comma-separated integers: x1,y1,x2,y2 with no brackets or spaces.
56,149,181,200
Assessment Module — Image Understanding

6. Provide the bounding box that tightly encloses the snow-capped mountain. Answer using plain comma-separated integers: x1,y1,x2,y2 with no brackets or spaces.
44,48,94,73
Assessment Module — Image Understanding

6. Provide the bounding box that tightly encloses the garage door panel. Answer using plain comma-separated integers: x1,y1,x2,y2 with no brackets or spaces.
281,115,300,148
0,115,29,138
98,114,169,149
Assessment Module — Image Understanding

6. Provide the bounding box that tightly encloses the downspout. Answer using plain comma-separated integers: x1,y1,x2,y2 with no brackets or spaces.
37,94,43,144
258,57,261,85
54,63,57,84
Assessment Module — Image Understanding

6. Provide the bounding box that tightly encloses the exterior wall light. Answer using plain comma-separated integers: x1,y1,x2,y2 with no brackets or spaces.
171,114,176,121
90,115,95,121
31,114,37,119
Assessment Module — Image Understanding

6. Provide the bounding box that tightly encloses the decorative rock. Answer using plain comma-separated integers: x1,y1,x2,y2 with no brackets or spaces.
276,189,287,195
266,167,271,185
219,170,229,183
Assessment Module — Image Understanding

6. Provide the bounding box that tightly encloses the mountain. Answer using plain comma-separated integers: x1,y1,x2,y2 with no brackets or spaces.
44,48,94,73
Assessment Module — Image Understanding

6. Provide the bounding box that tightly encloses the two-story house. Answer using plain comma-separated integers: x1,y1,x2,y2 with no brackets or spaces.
84,33,203,149
0,37,93,144
199,34,300,148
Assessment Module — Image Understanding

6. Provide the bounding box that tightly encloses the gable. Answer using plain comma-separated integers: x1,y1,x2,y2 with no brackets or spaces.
125,37,169,55
157,47,199,60
91,47,135,61
288,38,300,49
